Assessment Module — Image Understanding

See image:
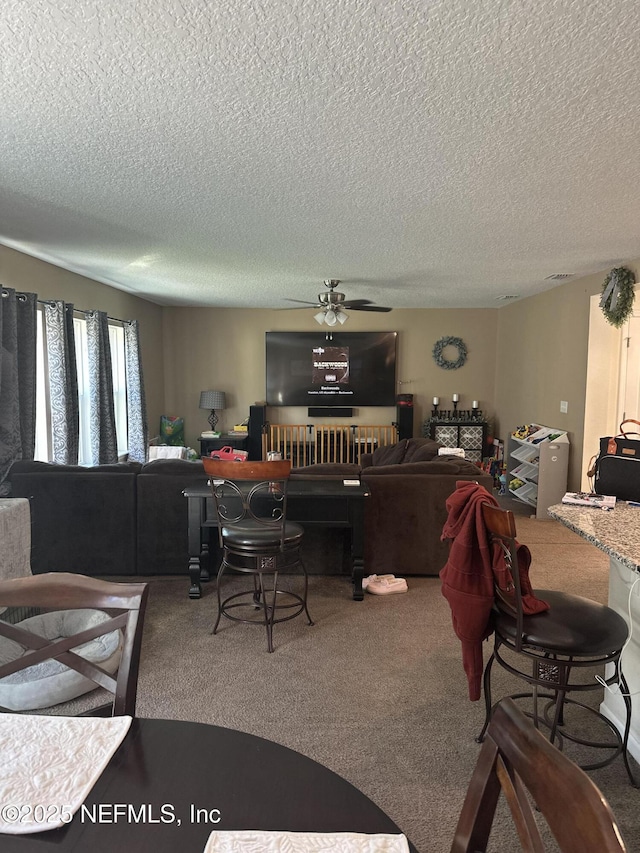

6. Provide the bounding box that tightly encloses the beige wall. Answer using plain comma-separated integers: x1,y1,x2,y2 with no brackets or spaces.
5,242,638,488
494,263,640,490
0,245,166,435
163,306,498,449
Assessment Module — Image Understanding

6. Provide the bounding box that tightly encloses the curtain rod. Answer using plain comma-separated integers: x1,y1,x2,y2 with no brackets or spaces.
3,289,132,325
36,298,130,325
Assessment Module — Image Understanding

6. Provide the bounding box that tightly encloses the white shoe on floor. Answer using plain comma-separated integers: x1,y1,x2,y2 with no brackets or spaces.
362,574,395,590
366,576,408,595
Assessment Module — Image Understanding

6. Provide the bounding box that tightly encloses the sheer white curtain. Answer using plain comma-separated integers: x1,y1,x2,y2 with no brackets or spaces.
43,301,79,464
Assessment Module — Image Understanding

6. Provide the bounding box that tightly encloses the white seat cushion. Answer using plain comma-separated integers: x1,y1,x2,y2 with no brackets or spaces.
0,609,123,711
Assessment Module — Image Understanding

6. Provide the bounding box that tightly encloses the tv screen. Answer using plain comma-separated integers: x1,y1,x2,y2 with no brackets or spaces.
266,331,397,407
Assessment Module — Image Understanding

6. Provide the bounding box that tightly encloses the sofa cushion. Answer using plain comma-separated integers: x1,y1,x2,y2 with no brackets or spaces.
140,459,204,475
402,438,442,463
370,440,409,466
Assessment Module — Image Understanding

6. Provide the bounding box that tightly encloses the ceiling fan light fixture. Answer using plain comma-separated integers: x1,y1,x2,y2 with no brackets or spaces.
314,310,326,325
336,309,348,325
325,309,338,326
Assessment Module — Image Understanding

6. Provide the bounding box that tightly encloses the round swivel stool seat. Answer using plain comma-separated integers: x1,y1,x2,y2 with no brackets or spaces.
495,589,629,655
484,589,636,783
221,520,304,553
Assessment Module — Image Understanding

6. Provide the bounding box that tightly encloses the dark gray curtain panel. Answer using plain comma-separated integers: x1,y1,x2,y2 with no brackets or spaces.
44,300,79,464
123,319,148,463
0,288,37,492
85,310,118,464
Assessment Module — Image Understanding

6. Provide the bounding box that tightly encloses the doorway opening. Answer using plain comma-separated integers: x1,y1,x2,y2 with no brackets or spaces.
582,290,640,490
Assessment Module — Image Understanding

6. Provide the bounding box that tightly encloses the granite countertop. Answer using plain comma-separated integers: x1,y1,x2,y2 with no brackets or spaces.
548,502,640,573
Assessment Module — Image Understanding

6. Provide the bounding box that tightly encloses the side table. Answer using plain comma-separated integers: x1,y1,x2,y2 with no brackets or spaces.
199,434,249,457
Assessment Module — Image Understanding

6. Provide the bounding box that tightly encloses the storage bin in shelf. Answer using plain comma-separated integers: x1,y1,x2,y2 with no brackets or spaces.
510,442,540,464
510,482,537,505
510,461,539,482
526,427,567,445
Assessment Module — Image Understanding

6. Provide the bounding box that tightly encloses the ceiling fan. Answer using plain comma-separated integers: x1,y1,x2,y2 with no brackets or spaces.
285,280,392,326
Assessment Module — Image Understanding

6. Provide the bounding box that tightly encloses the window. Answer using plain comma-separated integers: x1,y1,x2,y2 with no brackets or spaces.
109,323,128,458
35,307,128,464
34,309,50,462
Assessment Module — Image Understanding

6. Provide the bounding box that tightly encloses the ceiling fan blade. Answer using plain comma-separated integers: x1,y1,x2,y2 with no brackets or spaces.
341,299,374,307
278,306,319,310
284,299,321,306
349,305,392,312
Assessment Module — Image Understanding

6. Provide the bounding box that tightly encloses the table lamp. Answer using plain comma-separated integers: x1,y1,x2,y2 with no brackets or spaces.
199,390,226,431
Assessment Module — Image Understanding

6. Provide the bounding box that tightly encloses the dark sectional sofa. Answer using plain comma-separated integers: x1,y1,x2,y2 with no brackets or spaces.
292,437,494,576
8,459,207,577
7,458,349,578
9,438,494,579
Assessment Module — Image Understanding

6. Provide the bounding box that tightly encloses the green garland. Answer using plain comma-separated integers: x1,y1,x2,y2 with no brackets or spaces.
432,336,468,370
600,266,636,328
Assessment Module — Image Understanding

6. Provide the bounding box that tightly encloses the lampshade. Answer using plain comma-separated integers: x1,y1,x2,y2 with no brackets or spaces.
199,390,226,411
314,308,348,326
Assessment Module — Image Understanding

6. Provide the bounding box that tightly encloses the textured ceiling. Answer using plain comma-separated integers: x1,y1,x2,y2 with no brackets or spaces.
2,0,640,310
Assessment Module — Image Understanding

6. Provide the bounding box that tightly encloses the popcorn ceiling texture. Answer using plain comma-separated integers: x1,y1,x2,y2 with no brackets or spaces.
1,0,640,308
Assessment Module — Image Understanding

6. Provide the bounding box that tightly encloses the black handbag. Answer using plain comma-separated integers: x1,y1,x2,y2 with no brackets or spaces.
593,419,640,501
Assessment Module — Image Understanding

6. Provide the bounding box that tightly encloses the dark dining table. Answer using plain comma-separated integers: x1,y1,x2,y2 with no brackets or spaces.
2,718,415,853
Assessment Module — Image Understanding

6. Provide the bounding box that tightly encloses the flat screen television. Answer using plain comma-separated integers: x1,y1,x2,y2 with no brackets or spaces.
265,331,397,407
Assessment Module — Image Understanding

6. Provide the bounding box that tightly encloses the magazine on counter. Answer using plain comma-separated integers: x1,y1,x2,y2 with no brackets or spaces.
561,492,616,508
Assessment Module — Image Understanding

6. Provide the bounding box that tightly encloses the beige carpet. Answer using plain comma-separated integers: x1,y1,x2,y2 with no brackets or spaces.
134,516,640,852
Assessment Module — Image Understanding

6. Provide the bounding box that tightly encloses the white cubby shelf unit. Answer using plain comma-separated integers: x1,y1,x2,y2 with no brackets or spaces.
508,426,570,519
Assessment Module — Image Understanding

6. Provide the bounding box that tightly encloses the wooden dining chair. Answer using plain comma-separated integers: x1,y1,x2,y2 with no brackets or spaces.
202,457,313,652
452,698,627,852
0,573,149,716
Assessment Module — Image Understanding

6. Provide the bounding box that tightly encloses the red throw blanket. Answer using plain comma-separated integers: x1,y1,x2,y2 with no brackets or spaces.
440,481,549,700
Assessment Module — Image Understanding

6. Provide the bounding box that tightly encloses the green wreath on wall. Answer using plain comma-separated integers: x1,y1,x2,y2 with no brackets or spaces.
600,266,636,328
432,336,468,370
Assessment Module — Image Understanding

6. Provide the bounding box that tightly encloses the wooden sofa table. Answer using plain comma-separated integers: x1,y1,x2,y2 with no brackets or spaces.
183,479,370,600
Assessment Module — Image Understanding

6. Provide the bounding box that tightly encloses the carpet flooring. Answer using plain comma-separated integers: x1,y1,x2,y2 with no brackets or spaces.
134,515,640,852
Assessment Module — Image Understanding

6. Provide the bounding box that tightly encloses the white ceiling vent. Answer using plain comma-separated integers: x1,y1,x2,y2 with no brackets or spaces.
495,294,519,301
545,274,575,281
